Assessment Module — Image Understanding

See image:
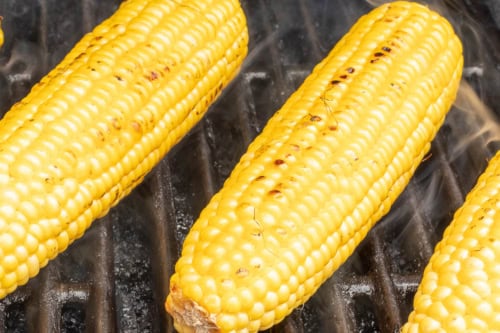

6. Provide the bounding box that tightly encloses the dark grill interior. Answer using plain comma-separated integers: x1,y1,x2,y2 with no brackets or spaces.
0,0,499,332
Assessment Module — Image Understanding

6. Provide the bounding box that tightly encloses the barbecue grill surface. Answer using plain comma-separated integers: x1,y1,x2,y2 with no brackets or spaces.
0,0,499,332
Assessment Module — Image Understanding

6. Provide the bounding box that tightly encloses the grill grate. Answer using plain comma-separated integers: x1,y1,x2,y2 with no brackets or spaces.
0,0,499,332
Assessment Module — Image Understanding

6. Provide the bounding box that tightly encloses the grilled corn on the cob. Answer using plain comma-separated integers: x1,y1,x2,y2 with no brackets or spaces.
166,2,463,332
402,152,500,332
0,0,248,298
0,18,3,47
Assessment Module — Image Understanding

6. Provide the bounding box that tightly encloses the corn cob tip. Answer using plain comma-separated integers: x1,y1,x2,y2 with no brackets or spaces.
166,284,219,333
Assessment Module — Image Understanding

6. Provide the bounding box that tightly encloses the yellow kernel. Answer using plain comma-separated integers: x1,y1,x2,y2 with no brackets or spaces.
235,313,249,330
456,285,481,305
251,278,268,300
26,255,39,277
10,162,32,179
56,231,70,252
475,246,495,262
446,315,466,330
28,223,44,241
249,302,265,320
2,255,18,272
67,194,82,214
2,272,17,289
264,291,279,311
52,186,69,206
248,320,261,333
14,246,28,263
8,223,27,242
277,284,290,303
432,286,452,300
437,272,460,288
272,301,288,319
217,314,237,332
204,294,221,314
295,265,307,283
303,275,318,295
427,301,449,321
304,255,316,276
0,233,16,252
414,294,432,312
443,294,466,314
265,269,281,290
295,284,306,301
222,294,241,313
36,244,47,263
24,233,38,253
260,311,276,329
76,214,89,236
16,264,29,285
463,256,485,270
281,249,299,272
75,160,91,180
19,201,38,221
474,300,493,318
467,316,488,331
0,205,16,220
470,280,491,299
30,194,46,212
0,188,19,206
234,288,253,312
184,282,202,301
192,254,213,274
44,195,61,217
420,316,442,331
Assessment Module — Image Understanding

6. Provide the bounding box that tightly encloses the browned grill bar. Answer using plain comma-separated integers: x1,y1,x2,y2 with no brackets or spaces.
0,0,499,332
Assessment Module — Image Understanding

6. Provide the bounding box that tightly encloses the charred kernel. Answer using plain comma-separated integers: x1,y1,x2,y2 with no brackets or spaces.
374,52,385,57
274,159,285,166
331,80,341,85
346,67,355,73
236,268,249,277
382,46,392,52
309,115,322,122
339,74,348,79
255,175,266,181
268,189,281,196
148,71,159,80
130,121,141,133
370,58,379,64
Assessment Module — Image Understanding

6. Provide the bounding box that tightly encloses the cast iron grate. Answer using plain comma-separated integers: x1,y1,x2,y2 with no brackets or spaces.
0,0,499,332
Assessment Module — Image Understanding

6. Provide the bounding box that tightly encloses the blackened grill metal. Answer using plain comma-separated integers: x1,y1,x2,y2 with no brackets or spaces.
0,0,499,332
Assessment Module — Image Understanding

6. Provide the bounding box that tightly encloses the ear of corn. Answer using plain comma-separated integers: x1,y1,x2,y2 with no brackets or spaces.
402,150,500,332
166,1,463,332
0,0,248,298
0,18,3,47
